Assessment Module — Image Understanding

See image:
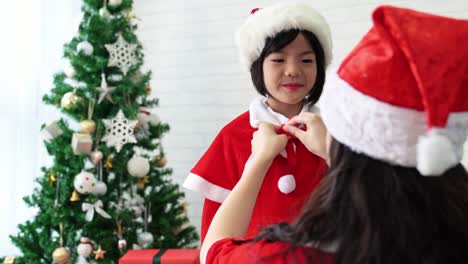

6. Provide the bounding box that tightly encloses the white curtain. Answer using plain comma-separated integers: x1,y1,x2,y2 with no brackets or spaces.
0,0,81,255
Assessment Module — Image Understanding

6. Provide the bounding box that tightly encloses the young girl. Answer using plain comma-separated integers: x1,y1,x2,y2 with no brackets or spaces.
183,2,333,241
201,5,468,264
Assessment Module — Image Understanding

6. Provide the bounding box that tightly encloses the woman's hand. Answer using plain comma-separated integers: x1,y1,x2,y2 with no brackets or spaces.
251,123,288,163
283,113,328,161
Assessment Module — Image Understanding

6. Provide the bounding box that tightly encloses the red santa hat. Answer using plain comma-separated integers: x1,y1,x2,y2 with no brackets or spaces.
235,2,333,70
320,5,468,176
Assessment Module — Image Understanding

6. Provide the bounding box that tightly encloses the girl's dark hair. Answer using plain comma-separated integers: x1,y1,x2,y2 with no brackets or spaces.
250,29,326,105
254,138,468,263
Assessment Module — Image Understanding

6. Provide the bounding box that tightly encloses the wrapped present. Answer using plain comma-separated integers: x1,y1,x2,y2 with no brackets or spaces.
3,256,16,264
41,121,63,142
119,249,199,264
72,133,93,155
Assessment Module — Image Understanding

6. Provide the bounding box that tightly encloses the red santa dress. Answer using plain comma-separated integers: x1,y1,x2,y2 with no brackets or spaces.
183,97,328,241
205,238,334,264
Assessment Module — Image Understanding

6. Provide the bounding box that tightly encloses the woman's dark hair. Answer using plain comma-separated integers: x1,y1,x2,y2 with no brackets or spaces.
254,138,468,263
250,29,326,105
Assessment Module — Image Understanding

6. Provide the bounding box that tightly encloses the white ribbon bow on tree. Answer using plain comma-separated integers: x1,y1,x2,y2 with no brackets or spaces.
82,200,111,221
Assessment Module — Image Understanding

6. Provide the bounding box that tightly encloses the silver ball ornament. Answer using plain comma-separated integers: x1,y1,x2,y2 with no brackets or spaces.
77,41,93,56
109,0,122,7
137,232,154,248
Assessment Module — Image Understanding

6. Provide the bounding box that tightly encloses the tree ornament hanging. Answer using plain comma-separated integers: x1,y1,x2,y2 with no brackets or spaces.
52,247,71,264
93,161,107,195
69,190,80,202
77,237,94,257
108,0,122,7
154,155,168,168
137,203,154,248
93,245,106,260
61,91,82,110
136,176,150,189
49,170,57,186
80,120,96,134
73,171,97,194
77,40,93,56
116,219,127,251
102,110,137,152
89,150,103,165
105,34,138,75
41,121,64,142
96,73,115,104
137,232,154,248
99,6,111,21
104,155,113,170
64,63,76,78
127,156,150,177
53,223,71,264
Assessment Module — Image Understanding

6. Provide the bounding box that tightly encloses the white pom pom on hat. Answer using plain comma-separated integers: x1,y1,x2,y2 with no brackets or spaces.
319,5,468,176
417,129,458,176
235,2,333,71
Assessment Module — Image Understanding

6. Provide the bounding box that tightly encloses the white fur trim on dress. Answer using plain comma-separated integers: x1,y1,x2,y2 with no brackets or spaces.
236,2,333,70
320,72,468,171
249,97,319,128
183,173,231,203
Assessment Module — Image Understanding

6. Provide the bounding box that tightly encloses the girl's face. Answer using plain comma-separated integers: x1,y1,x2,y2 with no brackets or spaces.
263,33,317,115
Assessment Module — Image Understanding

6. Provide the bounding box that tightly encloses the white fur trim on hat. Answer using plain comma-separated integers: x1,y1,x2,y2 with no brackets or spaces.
236,2,333,70
320,72,468,175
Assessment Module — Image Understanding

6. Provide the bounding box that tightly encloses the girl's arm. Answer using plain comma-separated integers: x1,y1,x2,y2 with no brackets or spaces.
200,123,288,262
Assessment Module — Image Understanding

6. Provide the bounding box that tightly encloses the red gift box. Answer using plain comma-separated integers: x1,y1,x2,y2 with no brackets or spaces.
119,249,200,264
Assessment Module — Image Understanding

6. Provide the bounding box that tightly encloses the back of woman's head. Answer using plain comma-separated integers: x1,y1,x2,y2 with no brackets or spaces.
291,138,468,264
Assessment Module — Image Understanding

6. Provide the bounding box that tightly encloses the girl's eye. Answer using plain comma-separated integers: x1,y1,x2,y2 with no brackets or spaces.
302,59,315,63
271,59,284,63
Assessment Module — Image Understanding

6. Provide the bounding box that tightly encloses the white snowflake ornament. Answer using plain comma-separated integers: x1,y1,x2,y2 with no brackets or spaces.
102,110,137,152
105,34,138,75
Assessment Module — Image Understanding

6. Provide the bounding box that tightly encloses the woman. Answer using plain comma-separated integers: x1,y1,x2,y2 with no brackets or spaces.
201,5,468,264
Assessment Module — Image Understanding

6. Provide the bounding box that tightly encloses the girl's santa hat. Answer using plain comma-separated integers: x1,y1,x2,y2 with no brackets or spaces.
321,5,468,176
235,2,333,70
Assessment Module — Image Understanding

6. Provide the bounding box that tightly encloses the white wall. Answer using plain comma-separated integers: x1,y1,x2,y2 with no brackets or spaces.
133,0,468,237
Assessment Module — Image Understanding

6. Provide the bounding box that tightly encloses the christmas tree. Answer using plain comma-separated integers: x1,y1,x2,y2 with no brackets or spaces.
5,0,198,263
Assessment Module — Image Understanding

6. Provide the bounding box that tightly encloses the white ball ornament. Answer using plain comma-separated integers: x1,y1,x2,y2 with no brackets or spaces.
64,63,76,78
77,237,94,257
137,232,154,248
93,182,107,195
277,174,296,194
148,113,160,126
118,239,127,250
99,7,111,20
127,156,150,178
73,171,97,194
77,41,93,56
109,0,122,7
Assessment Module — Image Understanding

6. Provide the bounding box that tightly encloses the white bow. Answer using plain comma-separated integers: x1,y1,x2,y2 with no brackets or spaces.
82,200,111,221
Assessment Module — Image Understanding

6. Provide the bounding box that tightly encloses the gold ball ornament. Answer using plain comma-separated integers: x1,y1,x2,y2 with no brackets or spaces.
79,120,96,134
52,247,71,264
155,155,167,168
146,84,152,95
60,92,81,110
